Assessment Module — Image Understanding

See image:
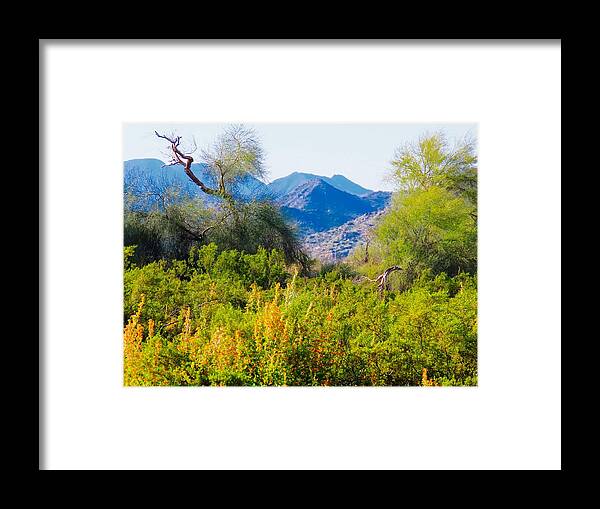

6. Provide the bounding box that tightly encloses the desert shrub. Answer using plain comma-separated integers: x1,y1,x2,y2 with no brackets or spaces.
373,187,477,284
125,195,309,271
124,246,477,386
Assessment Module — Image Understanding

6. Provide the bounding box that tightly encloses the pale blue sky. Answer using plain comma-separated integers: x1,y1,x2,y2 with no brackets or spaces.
123,123,477,192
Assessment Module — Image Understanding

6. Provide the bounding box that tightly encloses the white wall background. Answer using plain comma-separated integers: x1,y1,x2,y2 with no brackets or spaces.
41,41,561,470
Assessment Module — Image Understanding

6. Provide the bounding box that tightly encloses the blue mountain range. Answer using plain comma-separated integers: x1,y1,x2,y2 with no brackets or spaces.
124,158,391,236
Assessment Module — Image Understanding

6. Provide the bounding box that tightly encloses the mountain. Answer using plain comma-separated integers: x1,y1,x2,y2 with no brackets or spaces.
268,171,373,197
278,178,389,235
277,178,371,211
268,172,316,197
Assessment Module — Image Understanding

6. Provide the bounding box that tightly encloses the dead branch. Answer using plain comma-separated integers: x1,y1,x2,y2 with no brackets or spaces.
155,131,227,200
377,265,402,294
359,265,403,297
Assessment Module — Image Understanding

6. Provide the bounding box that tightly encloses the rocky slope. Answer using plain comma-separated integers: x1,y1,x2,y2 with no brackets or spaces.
277,178,391,236
302,209,387,262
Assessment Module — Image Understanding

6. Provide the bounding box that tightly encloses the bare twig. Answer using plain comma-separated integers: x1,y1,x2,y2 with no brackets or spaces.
359,265,403,297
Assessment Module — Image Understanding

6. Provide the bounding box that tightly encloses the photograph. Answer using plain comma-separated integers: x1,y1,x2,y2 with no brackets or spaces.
123,123,478,386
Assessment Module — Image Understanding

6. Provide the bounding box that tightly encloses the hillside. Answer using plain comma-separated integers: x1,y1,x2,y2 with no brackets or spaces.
303,210,387,261
278,178,383,235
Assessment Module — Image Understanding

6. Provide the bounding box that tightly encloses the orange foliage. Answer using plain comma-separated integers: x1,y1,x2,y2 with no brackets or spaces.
421,368,439,386
123,294,145,385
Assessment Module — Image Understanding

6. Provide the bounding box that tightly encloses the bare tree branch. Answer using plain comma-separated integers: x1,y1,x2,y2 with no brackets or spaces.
359,265,403,297
155,130,226,200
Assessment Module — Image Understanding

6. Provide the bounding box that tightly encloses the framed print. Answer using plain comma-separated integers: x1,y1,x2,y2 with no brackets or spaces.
41,40,561,470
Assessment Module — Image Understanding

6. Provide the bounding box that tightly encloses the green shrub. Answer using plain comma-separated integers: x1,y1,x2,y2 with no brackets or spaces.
124,245,477,386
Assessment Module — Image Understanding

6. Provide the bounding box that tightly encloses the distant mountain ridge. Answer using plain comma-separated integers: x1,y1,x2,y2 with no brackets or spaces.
268,171,373,197
278,178,372,211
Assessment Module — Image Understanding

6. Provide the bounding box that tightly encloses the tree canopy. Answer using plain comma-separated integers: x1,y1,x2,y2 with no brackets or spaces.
390,131,477,206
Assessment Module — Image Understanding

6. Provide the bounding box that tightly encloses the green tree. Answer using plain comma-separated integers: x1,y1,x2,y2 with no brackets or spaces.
375,186,477,283
390,131,477,207
124,196,308,269
355,132,478,290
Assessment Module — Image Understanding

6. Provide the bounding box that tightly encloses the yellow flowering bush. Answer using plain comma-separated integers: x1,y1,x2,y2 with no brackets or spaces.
123,245,477,386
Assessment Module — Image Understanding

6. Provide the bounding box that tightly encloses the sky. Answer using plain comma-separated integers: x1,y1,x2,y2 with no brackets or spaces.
123,123,477,192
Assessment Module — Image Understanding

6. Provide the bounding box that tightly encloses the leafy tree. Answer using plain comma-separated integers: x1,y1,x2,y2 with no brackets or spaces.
390,131,477,207
351,131,478,290
199,124,266,193
374,186,476,285
207,200,310,270
124,195,308,269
